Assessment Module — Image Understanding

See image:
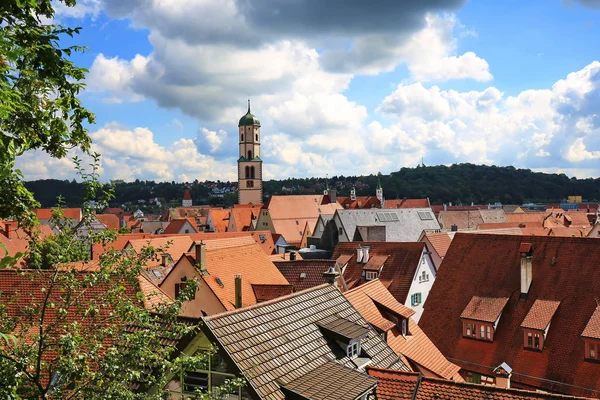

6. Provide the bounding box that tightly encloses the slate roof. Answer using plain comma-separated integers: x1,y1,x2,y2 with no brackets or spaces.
331,242,425,303
345,280,462,382
202,284,409,400
335,208,440,242
521,300,561,330
419,234,600,397
281,361,377,400
367,367,592,400
460,296,510,323
273,259,336,291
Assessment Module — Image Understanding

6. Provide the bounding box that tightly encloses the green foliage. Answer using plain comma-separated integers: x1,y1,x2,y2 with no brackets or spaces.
27,231,90,269
0,0,94,223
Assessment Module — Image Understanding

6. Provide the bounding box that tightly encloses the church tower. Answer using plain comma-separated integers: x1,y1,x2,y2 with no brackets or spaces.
237,100,263,205
376,176,384,207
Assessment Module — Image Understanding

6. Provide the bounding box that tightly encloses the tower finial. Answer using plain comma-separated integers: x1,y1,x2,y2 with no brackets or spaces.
247,99,251,114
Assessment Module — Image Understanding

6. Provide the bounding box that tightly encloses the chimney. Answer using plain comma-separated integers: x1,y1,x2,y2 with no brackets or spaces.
519,243,533,297
350,187,356,201
323,266,339,285
362,246,370,263
161,253,169,267
356,245,363,263
289,251,296,261
4,221,17,239
444,204,447,211
493,363,512,389
234,274,242,308
327,189,337,204
195,240,206,267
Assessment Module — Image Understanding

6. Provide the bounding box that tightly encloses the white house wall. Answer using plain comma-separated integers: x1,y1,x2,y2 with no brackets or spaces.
405,250,437,323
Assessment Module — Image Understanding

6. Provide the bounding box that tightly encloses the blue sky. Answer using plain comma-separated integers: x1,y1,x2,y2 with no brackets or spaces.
18,0,600,182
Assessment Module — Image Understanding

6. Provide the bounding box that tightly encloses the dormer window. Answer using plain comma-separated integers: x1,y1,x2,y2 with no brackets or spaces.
401,319,408,336
460,296,509,342
365,271,378,281
347,342,360,358
582,305,600,362
520,300,560,351
316,317,369,364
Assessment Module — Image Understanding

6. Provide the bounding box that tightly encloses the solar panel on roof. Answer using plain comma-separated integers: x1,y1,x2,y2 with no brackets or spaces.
418,211,433,220
376,212,388,222
388,212,399,221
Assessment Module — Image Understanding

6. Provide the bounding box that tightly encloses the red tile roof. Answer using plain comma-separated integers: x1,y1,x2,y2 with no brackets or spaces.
228,206,260,231
345,280,463,381
35,208,82,220
385,198,430,209
273,259,336,291
182,189,192,200
331,242,425,303
337,196,381,209
367,367,592,400
582,306,600,340
460,296,510,323
96,213,120,230
419,233,600,397
207,208,230,233
521,300,561,331
251,283,294,302
162,219,196,234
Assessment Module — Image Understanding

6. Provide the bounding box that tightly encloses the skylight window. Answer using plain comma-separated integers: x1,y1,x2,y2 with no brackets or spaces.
418,211,433,220
376,212,399,222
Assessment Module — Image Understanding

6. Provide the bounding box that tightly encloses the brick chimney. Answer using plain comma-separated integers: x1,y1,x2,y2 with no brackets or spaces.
195,240,206,267
323,266,339,285
327,189,337,204
493,362,512,389
234,274,242,308
519,243,533,297
4,221,17,239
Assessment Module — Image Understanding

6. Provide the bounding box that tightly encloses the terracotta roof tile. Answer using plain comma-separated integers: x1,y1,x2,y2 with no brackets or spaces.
95,213,120,230
182,189,192,200
337,196,381,209
423,232,453,258
251,283,294,302
228,206,260,231
521,300,561,331
207,208,230,233
35,208,82,220
460,296,510,323
202,284,408,400
363,254,389,271
582,306,600,339
438,209,507,230
367,367,592,400
385,199,430,209
346,280,462,382
506,212,547,225
274,259,336,291
419,234,600,397
162,219,196,234
332,242,425,303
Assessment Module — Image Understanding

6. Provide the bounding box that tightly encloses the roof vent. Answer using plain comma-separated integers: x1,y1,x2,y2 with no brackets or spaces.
216,277,224,288
300,272,307,279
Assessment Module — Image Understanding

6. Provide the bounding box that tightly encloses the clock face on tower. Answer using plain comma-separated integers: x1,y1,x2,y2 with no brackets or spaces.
238,101,263,205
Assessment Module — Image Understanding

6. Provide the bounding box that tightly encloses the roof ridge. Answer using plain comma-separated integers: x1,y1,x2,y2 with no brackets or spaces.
203,283,333,321
343,278,381,294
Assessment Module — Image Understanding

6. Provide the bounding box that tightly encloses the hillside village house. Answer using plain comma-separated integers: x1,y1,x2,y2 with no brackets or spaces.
419,233,600,397
255,194,342,247
160,236,291,317
314,208,441,250
159,283,410,399
274,259,342,291
332,241,437,322
344,279,463,381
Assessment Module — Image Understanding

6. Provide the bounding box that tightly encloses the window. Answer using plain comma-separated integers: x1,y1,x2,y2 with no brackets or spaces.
338,227,343,235
245,166,250,178
255,134,258,141
401,319,407,336
247,150,252,159
419,270,429,283
590,343,597,359
240,134,243,141
175,282,186,299
534,333,540,349
365,271,378,281
480,325,485,339
466,324,472,337
528,332,533,347
486,326,491,340
250,166,255,178
347,342,360,358
411,293,422,306
246,181,254,188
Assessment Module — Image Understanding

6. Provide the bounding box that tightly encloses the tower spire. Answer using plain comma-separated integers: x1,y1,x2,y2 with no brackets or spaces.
248,99,251,114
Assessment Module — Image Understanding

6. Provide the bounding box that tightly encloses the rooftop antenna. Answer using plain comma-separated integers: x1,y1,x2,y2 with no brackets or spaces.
247,99,251,113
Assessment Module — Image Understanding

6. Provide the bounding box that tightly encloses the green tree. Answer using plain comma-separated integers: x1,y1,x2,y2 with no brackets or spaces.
0,0,94,223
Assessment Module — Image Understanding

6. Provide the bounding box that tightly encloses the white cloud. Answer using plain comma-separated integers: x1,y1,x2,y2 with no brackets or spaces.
409,51,492,82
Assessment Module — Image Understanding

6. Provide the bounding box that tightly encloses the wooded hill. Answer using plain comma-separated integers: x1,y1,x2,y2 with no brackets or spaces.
25,163,600,208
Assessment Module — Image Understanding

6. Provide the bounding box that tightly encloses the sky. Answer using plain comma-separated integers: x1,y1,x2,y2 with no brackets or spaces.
17,0,600,182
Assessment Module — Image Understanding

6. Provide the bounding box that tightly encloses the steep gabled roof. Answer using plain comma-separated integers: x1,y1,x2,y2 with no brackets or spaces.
367,367,592,400
345,280,462,382
337,196,381,209
336,208,440,242
419,234,600,397
228,206,260,231
332,242,425,303
202,284,408,400
162,219,196,234
95,213,120,230
207,208,230,232
437,209,507,230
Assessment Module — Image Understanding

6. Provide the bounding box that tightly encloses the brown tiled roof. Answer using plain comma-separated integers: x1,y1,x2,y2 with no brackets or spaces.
228,206,260,231
281,361,377,400
550,227,590,237
385,199,430,209
35,208,82,220
331,242,424,303
460,296,510,323
316,316,370,341
367,367,592,400
207,208,230,233
274,259,336,291
251,283,294,303
419,234,600,397
438,209,507,230
521,300,561,331
582,306,600,339
423,232,453,258
506,212,547,225
96,213,120,230
345,280,462,382
202,284,408,400
363,254,389,271
162,219,196,234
